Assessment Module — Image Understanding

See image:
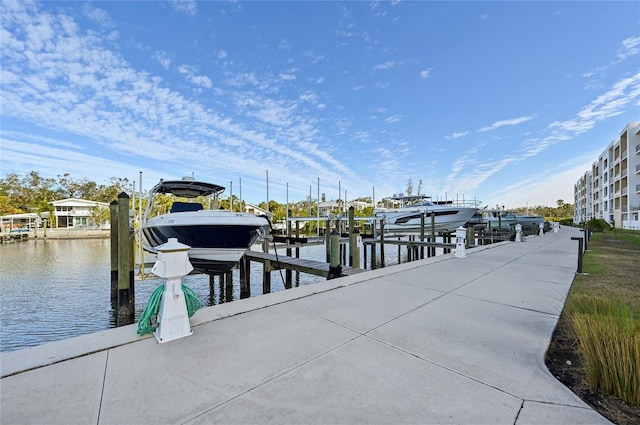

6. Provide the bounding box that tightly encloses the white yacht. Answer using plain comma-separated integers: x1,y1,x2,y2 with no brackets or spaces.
374,195,479,235
141,177,271,275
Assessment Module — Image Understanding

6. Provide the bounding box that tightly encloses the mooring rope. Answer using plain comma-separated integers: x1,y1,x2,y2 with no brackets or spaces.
137,284,201,335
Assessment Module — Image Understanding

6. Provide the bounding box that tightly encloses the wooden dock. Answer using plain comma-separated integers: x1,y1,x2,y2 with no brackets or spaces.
244,250,364,278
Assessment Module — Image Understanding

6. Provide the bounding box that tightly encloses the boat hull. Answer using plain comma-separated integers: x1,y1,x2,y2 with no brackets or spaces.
484,213,544,233
141,210,269,274
377,207,478,234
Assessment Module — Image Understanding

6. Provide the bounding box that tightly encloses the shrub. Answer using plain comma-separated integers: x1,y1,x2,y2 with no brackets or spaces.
586,218,611,232
568,295,640,407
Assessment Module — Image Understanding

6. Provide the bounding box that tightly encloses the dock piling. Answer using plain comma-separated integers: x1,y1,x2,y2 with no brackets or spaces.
239,256,250,299
116,192,135,326
109,200,118,301
327,229,341,279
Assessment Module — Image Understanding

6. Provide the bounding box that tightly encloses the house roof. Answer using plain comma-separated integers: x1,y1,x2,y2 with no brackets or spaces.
50,198,110,207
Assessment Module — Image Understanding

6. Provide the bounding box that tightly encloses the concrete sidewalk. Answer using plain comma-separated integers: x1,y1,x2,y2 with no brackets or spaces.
1,227,612,424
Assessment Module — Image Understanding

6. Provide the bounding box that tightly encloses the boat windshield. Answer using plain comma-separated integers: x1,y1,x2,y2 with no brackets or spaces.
413,200,435,207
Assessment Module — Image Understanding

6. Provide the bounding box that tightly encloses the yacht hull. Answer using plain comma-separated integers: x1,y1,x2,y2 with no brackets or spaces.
142,210,269,274
377,207,478,234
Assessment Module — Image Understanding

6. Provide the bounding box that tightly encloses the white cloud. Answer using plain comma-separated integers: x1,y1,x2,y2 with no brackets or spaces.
446,131,469,139
420,67,433,78
177,64,212,88
583,35,640,80
538,71,640,156
616,36,640,62
170,0,198,16
153,50,171,70
384,115,401,124
373,60,399,71
478,115,535,132
82,5,113,28
303,50,324,63
278,39,291,50
279,72,297,82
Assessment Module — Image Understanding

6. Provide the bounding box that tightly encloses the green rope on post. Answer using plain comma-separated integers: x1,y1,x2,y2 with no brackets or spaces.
182,284,202,317
136,284,201,335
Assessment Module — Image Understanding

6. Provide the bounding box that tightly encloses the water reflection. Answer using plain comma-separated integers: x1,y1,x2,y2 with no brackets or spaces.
1,238,413,352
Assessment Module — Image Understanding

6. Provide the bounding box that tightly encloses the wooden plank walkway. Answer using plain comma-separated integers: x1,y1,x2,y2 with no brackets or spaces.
244,251,365,277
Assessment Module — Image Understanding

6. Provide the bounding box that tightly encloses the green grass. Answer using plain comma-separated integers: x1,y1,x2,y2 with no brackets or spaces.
566,229,640,407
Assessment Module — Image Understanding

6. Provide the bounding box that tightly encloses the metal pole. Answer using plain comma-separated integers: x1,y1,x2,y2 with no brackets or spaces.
317,177,320,238
266,170,269,213
571,237,584,273
138,172,144,280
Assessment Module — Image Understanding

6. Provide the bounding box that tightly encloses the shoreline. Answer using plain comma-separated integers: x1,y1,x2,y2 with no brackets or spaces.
1,228,110,240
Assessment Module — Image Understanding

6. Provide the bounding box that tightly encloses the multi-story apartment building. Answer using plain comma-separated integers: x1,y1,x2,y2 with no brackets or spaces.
574,121,640,229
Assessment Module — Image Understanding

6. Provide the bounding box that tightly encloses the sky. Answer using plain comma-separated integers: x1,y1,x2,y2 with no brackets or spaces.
1,1,639,209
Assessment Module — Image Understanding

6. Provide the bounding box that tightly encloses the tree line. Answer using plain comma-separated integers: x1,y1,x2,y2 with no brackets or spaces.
0,172,374,225
1,171,573,223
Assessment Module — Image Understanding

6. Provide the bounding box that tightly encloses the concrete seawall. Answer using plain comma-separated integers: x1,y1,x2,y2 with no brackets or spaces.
4,228,111,240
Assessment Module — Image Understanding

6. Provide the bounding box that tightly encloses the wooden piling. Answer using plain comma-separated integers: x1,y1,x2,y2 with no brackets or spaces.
262,239,271,294
352,242,360,269
239,255,250,299
295,221,301,284
325,219,331,263
327,229,341,279
379,219,385,268
116,192,134,326
225,270,233,301
109,200,118,301
209,274,216,299
420,213,425,260
285,216,292,289
363,236,369,268
370,240,377,270
348,207,355,267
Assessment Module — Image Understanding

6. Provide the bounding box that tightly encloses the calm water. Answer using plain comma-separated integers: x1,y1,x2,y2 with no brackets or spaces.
0,238,415,353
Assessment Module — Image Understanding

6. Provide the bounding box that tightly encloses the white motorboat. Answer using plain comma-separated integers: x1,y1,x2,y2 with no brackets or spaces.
482,210,545,231
141,177,271,275
374,195,479,234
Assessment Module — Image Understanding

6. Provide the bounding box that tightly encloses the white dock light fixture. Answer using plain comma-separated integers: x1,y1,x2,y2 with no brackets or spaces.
454,226,467,258
152,238,194,343
515,224,524,242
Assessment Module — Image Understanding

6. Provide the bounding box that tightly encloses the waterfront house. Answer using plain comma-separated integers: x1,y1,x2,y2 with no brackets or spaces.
50,198,110,228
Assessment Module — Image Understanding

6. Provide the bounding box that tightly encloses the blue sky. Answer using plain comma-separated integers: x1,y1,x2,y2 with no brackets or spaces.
1,1,639,209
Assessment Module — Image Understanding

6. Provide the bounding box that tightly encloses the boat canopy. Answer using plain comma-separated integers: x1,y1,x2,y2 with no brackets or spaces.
151,179,225,198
